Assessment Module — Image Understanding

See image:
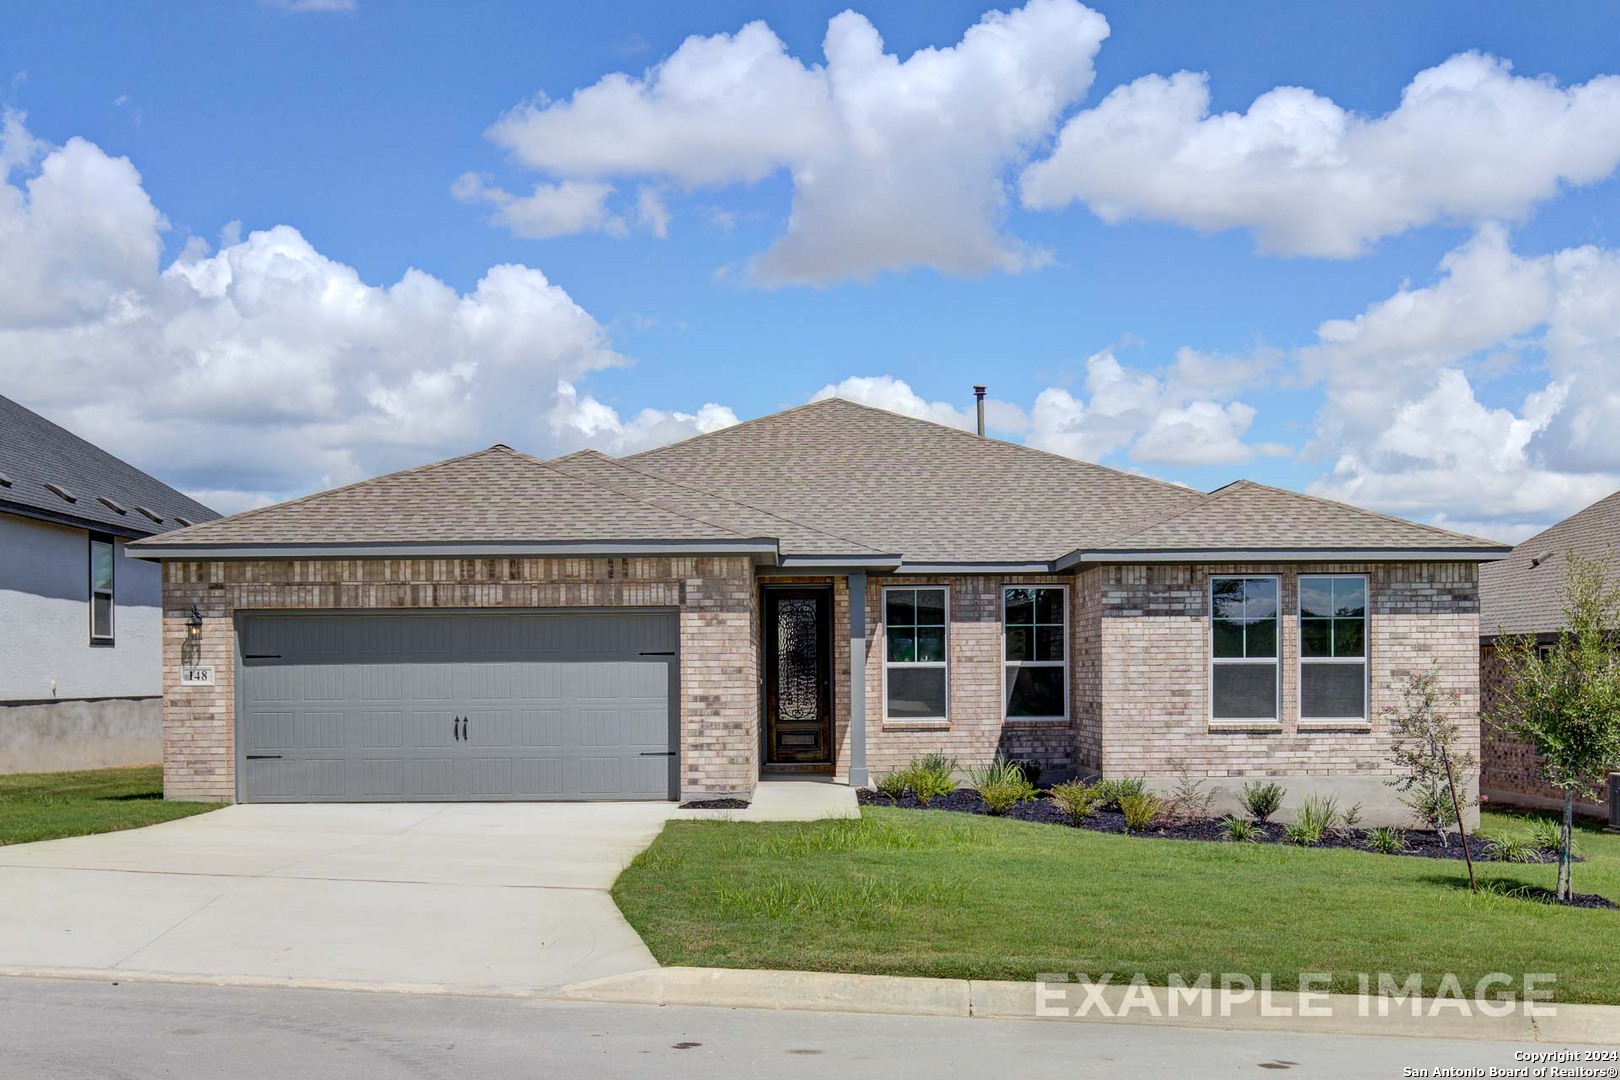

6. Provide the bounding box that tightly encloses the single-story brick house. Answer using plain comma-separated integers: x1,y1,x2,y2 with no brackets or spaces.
1479,489,1620,818
130,398,1508,822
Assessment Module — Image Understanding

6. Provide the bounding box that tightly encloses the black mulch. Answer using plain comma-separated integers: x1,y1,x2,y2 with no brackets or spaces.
856,788,1598,874
679,798,751,810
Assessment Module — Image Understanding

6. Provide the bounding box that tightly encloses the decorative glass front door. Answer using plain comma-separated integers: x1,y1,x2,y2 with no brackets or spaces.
763,587,832,766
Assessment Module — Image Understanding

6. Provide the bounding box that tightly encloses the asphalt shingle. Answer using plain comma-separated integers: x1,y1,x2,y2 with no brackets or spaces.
1479,490,1620,637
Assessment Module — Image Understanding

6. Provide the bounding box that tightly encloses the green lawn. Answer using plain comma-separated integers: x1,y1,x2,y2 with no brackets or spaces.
613,806,1620,1004
0,766,223,846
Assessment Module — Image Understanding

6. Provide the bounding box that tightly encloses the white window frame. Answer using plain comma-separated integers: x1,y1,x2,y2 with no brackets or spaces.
88,534,115,646
881,585,950,722
1209,574,1281,724
1001,584,1069,721
1297,573,1370,723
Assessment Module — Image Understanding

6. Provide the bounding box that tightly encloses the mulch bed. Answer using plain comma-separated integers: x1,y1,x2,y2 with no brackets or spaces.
857,788,1595,873
679,798,751,810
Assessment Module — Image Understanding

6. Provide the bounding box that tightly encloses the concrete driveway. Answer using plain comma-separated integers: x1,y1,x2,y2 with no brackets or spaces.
0,802,675,992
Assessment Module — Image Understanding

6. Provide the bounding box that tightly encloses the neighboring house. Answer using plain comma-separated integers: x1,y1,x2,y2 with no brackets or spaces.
1478,490,1620,818
0,394,218,773
131,398,1507,822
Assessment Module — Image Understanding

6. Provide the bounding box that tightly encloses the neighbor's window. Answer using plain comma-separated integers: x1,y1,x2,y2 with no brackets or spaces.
1211,576,1278,721
89,534,114,644
1003,586,1066,719
1299,574,1368,721
884,587,948,720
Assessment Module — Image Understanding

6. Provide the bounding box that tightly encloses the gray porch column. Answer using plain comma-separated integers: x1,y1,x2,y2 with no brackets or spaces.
847,571,869,788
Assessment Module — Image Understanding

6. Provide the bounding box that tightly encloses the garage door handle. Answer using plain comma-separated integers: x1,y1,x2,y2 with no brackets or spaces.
246,754,282,760
640,751,676,757
639,651,674,656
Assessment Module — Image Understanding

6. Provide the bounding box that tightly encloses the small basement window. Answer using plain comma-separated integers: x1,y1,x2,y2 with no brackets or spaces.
89,534,115,644
884,586,948,720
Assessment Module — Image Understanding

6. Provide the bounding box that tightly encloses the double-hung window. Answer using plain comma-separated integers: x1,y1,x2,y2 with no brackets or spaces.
1003,586,1066,718
89,534,115,644
1211,576,1278,721
1299,574,1368,721
884,587,948,720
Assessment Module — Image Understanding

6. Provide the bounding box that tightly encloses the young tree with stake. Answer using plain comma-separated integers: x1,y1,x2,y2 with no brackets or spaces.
1386,662,1479,891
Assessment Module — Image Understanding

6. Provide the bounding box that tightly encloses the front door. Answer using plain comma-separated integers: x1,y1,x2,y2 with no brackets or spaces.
763,587,833,767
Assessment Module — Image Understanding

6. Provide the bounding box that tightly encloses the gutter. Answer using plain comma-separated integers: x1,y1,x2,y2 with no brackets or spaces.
127,538,784,562
1054,546,1513,569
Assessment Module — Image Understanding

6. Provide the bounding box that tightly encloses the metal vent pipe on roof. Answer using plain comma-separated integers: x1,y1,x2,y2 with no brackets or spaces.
973,385,987,437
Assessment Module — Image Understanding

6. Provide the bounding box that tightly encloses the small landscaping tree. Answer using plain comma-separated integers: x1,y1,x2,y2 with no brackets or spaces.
1486,552,1620,903
1385,661,1479,891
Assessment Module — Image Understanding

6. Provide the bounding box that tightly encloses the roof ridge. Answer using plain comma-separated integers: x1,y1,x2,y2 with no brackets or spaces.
631,395,1200,500
1093,483,1229,547
499,445,759,542
1507,488,1620,554
597,452,890,555
145,445,515,543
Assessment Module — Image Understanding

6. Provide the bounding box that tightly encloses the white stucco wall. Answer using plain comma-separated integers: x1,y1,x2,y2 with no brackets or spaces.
0,512,163,701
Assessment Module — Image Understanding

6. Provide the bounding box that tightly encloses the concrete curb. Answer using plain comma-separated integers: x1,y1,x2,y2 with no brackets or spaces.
0,964,543,1000
554,967,1620,1046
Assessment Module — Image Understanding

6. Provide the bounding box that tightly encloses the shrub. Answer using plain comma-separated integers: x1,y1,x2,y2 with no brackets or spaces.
1364,825,1408,854
874,771,909,802
1239,780,1286,822
1048,780,1101,825
967,758,1037,816
1529,817,1579,857
1162,774,1219,826
1342,801,1364,830
1118,791,1162,833
1481,833,1544,864
1219,816,1261,842
1095,777,1147,812
1009,760,1043,789
1403,782,1460,842
906,754,958,807
1285,794,1342,846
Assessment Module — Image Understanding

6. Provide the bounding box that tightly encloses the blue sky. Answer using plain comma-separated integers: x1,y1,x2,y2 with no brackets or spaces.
3,0,1620,540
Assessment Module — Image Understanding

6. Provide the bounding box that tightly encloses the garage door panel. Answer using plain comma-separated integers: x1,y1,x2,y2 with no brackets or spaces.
239,611,678,802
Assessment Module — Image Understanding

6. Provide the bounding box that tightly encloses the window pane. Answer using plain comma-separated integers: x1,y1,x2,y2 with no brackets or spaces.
1212,578,1244,621
1007,665,1064,717
1333,577,1366,617
885,590,914,628
92,593,113,639
914,588,946,627
915,627,946,663
1035,625,1065,662
1302,662,1366,719
1035,588,1064,624
1301,618,1332,658
888,667,947,719
1004,589,1034,626
1246,617,1277,658
1005,626,1032,662
1213,662,1277,719
887,629,915,664
90,541,113,593
1299,579,1333,619
1333,619,1365,658
1244,578,1277,619
1212,618,1245,658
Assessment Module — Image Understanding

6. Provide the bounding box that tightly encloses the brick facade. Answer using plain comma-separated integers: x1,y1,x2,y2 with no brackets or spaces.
1479,643,1609,818
160,556,757,801
160,557,1482,819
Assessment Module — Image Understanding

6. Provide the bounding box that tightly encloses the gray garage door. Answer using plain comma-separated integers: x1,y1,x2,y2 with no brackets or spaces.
237,611,678,802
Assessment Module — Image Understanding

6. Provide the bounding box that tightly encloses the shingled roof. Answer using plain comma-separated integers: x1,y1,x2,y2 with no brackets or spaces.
0,394,217,538
1480,490,1620,637
132,397,1510,567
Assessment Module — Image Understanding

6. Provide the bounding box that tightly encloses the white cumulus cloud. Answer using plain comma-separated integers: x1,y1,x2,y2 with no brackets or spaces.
549,380,738,454
1021,52,1620,257
477,0,1110,283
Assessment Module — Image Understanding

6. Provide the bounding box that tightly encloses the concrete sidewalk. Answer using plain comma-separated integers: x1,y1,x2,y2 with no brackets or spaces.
0,802,674,991
673,778,860,822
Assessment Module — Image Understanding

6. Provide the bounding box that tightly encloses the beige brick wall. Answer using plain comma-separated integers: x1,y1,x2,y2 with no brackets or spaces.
1094,563,1480,796
159,556,757,801
858,574,1077,780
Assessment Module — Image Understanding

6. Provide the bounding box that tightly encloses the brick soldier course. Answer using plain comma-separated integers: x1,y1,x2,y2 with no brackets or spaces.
134,398,1509,816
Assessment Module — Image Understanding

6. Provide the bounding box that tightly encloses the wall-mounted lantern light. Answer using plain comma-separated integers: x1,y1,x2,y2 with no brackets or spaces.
186,604,204,640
